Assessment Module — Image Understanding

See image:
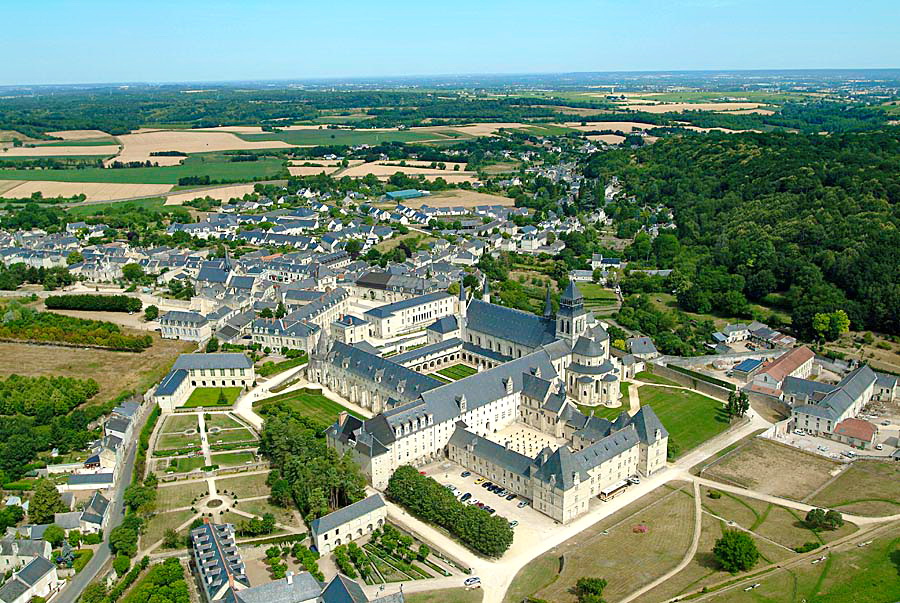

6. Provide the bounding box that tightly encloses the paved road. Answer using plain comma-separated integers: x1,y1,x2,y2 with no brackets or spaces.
54,405,144,603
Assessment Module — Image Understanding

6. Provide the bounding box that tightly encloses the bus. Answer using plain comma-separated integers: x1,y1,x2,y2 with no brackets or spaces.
599,479,629,502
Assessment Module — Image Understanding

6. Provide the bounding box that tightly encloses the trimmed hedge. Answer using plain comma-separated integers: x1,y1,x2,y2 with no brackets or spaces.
45,294,141,313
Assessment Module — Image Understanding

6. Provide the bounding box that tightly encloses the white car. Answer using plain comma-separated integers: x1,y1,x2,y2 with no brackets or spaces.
875,444,884,450
464,577,481,587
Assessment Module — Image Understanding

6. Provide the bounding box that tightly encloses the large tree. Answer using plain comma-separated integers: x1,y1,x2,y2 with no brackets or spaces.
29,478,67,524
713,529,759,573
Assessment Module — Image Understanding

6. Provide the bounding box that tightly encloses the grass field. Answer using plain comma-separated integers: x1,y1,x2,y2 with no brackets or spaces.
576,402,630,421
236,499,297,527
254,387,362,425
36,138,119,146
65,197,167,216
208,428,257,445
702,523,900,603
155,432,201,451
576,283,618,309
0,153,285,184
161,414,198,433
161,456,208,473
809,460,900,516
141,509,196,548
204,413,245,430
181,387,242,408
216,472,270,498
210,450,257,467
638,385,731,456
239,129,450,146
634,370,680,386
156,481,209,511
437,364,478,381
406,589,483,603
374,232,436,253
505,482,695,603
702,438,840,500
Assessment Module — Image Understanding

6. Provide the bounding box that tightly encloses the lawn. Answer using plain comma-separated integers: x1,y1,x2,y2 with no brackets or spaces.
702,523,900,603
216,472,271,499
634,370,680,386
406,589,483,603
141,509,197,547
155,432,201,451
181,386,242,408
637,385,731,456
505,483,696,603
65,197,167,217
254,387,361,426
702,437,840,501
437,364,478,381
235,499,297,527
210,450,256,467
576,283,619,308
576,402,629,421
161,456,208,473
208,427,257,445
238,129,449,146
0,153,286,184
809,460,900,517
256,354,308,377
204,413,245,430
156,481,209,511
161,414,198,434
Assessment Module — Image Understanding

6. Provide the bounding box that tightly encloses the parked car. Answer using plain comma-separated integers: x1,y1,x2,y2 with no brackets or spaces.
474,477,485,485
793,429,805,436
509,520,519,528
461,471,471,477
482,481,493,489
506,494,516,501
880,420,890,426
517,500,529,508
486,508,496,515
460,493,472,502
875,443,884,450
468,498,479,506
464,577,481,587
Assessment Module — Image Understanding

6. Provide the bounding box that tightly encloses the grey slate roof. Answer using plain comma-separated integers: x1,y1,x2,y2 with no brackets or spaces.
627,336,658,356
0,539,49,559
426,315,458,334
449,427,534,476
795,365,877,421
235,572,323,603
365,291,452,319
326,341,443,401
173,353,253,371
67,473,114,486
320,574,368,603
390,338,461,365
15,555,54,585
309,494,386,537
155,368,187,397
466,299,557,350
160,310,208,325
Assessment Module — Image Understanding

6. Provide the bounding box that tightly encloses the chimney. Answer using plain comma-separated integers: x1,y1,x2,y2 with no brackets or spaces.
338,411,348,427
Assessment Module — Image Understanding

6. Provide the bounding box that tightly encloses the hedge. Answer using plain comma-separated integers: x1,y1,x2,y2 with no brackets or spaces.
45,294,142,313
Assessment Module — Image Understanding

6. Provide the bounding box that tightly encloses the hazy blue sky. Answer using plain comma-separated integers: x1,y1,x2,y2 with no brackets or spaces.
4,0,900,85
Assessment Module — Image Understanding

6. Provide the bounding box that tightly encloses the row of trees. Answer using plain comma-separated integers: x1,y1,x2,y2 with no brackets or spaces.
0,302,152,351
45,294,142,313
385,466,514,557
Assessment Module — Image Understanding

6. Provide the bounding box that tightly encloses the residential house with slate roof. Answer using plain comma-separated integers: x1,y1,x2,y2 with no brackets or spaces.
0,540,51,572
0,556,59,603
159,310,212,342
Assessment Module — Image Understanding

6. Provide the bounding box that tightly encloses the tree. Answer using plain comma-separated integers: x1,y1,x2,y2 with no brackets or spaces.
713,529,759,573
42,525,66,548
122,263,144,282
259,308,274,319
824,509,844,530
812,310,851,342
447,282,460,295
205,337,220,353
805,508,843,531
113,554,131,576
162,528,180,549
573,577,608,603
217,389,228,406
144,305,159,321
344,240,363,258
79,584,107,603
30,479,67,524
66,251,84,265
275,302,286,319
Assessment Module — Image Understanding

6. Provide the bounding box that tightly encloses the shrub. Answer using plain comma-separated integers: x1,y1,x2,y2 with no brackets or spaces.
794,541,820,553
707,490,722,499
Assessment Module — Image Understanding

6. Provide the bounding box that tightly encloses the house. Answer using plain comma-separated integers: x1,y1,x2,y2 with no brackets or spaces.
159,310,211,342
627,337,659,360
153,353,256,411
331,314,368,345
363,291,456,339
792,365,877,437
61,473,115,492
309,494,387,554
0,556,60,603
732,358,763,381
751,346,815,392
0,540,51,572
831,418,877,449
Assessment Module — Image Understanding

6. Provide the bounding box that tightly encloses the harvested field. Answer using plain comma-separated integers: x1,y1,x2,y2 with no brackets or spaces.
587,134,626,144
376,160,468,170
562,121,658,132
45,129,112,140
617,102,766,113
716,108,775,115
0,335,193,404
165,183,257,205
111,129,291,165
531,104,609,116
437,122,527,136
288,165,338,176
0,130,39,143
701,437,840,500
288,158,355,167
0,181,23,195
327,161,478,182
0,145,119,157
403,189,515,208
681,125,760,134
1,180,172,201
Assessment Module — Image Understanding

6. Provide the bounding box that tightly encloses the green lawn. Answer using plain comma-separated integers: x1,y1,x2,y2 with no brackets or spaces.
141,509,197,548
208,428,257,445
181,387,242,408
238,129,450,146
155,432,201,451
211,450,256,467
156,481,209,511
65,197,167,216
254,387,362,425
0,153,286,184
635,370,681,386
576,403,630,421
162,456,208,473
406,589,483,603
256,354,308,377
638,385,731,457
204,413,244,430
161,414,198,434
216,472,270,498
437,364,478,381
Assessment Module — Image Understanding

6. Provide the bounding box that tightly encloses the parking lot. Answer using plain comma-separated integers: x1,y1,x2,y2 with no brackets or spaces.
771,421,899,460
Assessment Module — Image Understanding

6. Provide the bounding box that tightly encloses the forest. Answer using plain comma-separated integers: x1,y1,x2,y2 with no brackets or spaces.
583,130,900,338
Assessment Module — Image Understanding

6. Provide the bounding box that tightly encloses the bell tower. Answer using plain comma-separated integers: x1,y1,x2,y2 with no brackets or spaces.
556,281,587,344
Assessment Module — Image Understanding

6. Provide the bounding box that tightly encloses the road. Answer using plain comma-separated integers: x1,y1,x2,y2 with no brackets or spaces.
54,403,144,603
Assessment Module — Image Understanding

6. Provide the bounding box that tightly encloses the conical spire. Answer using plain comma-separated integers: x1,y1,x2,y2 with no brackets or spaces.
543,286,553,318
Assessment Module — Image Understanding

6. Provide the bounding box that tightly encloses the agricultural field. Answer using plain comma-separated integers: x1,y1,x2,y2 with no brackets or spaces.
809,460,900,516
253,387,362,425
0,145,119,157
238,128,451,146
0,335,192,404
576,282,618,309
504,483,695,603
436,364,478,381
112,129,291,164
701,437,841,501
0,180,172,201
403,188,515,208
181,386,242,408
338,161,478,183
638,385,732,456
164,183,258,205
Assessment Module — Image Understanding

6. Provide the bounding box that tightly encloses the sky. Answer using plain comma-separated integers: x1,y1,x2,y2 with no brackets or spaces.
4,0,900,86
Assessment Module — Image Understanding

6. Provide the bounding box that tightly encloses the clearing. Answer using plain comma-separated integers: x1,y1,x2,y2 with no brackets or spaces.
181,387,242,408
504,482,696,603
0,335,192,404
701,437,840,501
638,385,732,456
253,387,361,426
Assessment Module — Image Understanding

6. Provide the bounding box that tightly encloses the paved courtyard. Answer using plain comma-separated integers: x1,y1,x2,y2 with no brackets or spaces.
487,423,566,457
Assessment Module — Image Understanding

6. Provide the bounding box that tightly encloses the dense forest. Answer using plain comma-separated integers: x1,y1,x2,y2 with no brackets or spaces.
584,130,900,338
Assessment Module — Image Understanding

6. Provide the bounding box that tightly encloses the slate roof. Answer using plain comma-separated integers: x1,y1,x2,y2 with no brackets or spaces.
781,376,835,400
390,338,461,365
154,368,187,397
320,574,369,603
448,427,534,476
627,336,658,356
67,473,114,486
426,315,459,334
15,555,54,585
793,365,876,421
173,353,253,371
160,310,208,325
235,572,323,603
466,299,557,349
364,291,451,319
326,341,443,402
0,539,49,559
309,494,386,537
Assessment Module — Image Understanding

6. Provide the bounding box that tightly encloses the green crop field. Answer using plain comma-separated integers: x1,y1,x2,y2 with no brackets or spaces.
254,387,362,425
65,197,167,216
0,153,286,184
181,387,242,408
238,129,451,146
437,364,478,381
638,385,731,456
